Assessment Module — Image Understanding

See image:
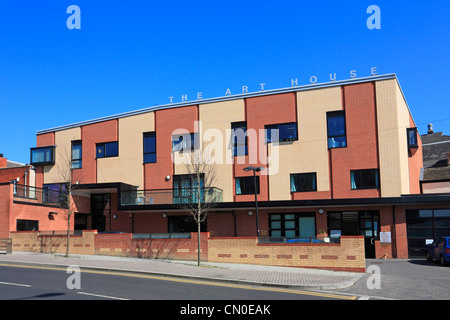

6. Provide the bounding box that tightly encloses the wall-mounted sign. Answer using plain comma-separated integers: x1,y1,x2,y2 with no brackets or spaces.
380,232,391,244
170,67,379,104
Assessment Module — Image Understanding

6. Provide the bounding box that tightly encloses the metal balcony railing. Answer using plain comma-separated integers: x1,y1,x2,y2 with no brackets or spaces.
13,184,68,208
120,187,223,206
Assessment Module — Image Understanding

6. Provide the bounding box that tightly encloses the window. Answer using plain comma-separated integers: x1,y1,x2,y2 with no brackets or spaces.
143,132,157,163
269,213,316,239
327,111,347,149
265,123,298,143
173,174,204,204
71,141,82,169
231,122,248,156
43,183,68,205
235,176,260,195
17,220,39,232
172,133,198,152
30,146,55,165
290,173,317,192
351,169,380,190
407,128,418,149
96,142,118,158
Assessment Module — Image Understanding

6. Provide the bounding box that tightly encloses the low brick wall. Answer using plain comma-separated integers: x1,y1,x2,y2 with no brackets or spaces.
94,232,208,261
208,236,366,272
10,231,96,255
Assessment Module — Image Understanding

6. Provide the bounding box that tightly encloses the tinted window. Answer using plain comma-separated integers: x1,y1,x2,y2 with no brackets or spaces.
327,112,347,148
351,169,380,190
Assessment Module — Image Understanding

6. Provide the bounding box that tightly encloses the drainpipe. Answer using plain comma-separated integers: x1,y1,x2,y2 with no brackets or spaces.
231,211,236,237
392,205,397,258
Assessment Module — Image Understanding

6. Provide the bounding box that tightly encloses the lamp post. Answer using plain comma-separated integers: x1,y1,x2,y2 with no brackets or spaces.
243,166,265,238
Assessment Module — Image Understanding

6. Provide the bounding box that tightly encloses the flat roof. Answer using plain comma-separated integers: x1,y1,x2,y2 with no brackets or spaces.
37,73,401,135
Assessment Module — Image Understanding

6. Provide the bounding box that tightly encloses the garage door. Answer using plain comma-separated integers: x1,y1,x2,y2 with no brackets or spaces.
406,209,450,258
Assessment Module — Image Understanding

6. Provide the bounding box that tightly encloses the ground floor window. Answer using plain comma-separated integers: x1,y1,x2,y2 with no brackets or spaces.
269,213,316,239
168,215,206,233
17,219,39,231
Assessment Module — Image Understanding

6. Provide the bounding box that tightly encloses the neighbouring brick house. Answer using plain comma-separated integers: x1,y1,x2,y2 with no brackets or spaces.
2,73,450,263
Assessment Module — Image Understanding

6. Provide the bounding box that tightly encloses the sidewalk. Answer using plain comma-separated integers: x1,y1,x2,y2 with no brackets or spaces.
0,252,364,290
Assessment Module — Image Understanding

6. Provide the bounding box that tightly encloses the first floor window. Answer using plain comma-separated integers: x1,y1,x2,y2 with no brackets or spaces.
30,146,55,166
235,176,260,195
71,141,82,169
290,173,317,192
17,220,39,232
351,169,380,190
327,111,347,149
143,132,157,163
96,142,119,158
172,133,198,152
265,122,298,143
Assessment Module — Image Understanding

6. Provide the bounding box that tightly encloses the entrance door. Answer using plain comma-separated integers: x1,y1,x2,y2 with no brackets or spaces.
91,194,111,232
359,211,380,259
327,211,380,258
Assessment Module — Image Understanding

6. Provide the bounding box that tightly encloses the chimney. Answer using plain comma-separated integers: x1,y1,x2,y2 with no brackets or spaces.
427,123,434,134
0,154,6,168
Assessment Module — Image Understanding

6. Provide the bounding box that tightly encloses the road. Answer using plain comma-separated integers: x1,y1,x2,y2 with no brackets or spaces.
0,263,357,304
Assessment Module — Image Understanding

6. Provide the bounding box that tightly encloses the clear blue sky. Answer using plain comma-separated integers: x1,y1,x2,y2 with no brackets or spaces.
0,1,449,164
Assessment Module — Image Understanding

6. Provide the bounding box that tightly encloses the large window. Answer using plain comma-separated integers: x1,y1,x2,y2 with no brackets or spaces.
30,146,55,166
172,133,199,152
96,142,118,158
269,213,316,239
327,111,347,149
351,169,380,190
17,220,39,232
231,122,248,156
265,123,298,143
143,132,157,163
43,183,68,205
235,176,260,195
71,141,82,169
290,173,317,192
173,174,204,204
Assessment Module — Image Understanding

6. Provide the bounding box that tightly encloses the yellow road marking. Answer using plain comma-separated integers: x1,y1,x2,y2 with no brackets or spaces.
0,263,357,300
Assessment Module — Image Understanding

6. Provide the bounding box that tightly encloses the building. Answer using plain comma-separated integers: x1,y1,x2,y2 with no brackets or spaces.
420,124,450,194
18,73,450,259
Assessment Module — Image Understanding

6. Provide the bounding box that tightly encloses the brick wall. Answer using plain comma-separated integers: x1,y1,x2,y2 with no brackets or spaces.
208,236,366,272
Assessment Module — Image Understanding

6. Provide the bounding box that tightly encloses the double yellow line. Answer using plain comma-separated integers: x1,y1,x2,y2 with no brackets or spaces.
0,263,357,300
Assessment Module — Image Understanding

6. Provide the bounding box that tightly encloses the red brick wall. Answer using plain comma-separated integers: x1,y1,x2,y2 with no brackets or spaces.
145,105,198,190
330,83,380,199
0,184,11,238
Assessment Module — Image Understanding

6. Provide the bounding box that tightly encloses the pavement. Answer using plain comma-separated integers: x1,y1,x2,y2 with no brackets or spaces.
0,252,364,291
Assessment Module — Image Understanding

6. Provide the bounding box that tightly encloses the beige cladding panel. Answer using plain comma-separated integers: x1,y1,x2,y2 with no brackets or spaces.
97,112,154,187
375,79,410,197
269,87,343,200
183,99,246,202
44,127,81,184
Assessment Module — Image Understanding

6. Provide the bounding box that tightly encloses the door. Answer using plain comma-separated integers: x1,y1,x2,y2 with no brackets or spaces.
359,211,380,259
91,194,111,232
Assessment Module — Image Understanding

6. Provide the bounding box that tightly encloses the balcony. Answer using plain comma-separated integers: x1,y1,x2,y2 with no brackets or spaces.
120,187,223,206
13,184,68,208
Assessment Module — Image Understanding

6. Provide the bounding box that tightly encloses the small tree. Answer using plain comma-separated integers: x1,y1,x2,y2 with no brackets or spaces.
178,148,220,266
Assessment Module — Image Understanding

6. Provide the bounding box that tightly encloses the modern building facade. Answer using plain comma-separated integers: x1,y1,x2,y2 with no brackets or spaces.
21,73,450,259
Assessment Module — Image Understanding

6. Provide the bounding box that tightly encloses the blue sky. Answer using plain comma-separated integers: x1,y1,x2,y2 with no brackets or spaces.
0,1,449,164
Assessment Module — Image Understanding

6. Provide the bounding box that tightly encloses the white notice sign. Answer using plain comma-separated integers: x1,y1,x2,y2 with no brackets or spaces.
380,232,391,244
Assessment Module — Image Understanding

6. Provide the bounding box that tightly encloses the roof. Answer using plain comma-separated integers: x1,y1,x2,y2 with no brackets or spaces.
422,166,450,182
421,132,450,169
36,73,404,135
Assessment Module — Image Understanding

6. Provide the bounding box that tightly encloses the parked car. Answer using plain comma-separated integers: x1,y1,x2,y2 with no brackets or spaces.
426,237,450,266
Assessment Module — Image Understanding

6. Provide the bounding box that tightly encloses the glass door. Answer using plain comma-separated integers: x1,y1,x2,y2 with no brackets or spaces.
359,211,380,258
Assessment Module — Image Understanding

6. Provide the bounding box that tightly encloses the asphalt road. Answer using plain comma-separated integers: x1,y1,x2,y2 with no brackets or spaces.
0,264,357,304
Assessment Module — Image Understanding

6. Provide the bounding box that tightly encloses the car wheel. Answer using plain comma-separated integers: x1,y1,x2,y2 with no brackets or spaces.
426,252,432,261
440,255,447,266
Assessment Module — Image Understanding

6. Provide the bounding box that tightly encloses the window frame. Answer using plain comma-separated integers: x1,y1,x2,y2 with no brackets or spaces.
143,132,157,164
30,146,55,166
327,111,347,149
235,176,260,195
350,169,380,190
407,127,418,149
269,213,316,239
231,122,248,156
290,172,317,193
71,140,82,169
172,132,199,152
265,122,298,143
96,141,119,159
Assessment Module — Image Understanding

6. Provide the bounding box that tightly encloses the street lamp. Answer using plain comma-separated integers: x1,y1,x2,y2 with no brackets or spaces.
243,166,265,238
